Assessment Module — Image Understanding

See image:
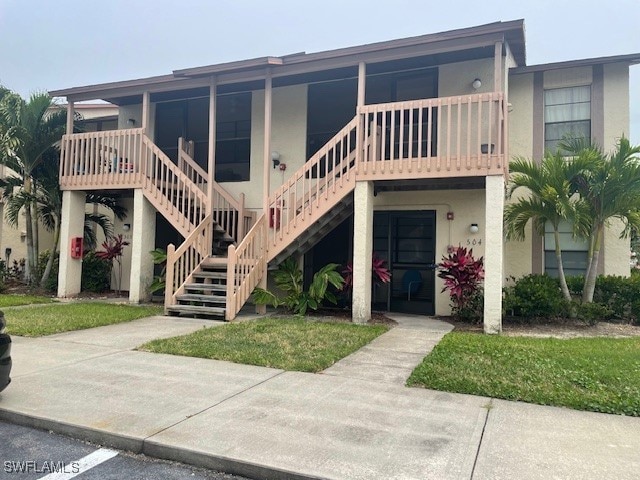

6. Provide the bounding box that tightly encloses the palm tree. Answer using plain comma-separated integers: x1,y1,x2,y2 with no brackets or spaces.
562,137,640,303
504,151,592,301
0,90,66,282
2,150,127,287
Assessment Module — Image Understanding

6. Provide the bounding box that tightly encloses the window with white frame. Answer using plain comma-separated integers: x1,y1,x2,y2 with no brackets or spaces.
544,85,591,152
544,221,589,278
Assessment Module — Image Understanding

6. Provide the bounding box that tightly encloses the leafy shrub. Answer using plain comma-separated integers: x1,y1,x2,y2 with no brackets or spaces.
36,250,59,292
81,252,111,293
503,274,568,319
574,302,613,326
565,275,585,296
149,248,167,295
593,275,635,321
253,258,344,315
438,247,484,322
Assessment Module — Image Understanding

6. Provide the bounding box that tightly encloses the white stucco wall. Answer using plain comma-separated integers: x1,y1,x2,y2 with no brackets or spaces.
504,73,535,279
118,103,155,139
373,188,486,315
438,58,496,97
602,63,631,276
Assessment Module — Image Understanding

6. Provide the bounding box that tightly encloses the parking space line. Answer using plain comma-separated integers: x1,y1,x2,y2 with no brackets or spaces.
38,448,119,480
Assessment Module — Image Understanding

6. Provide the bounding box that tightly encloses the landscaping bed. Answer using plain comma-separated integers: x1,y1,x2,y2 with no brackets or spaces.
5,303,163,336
138,317,389,372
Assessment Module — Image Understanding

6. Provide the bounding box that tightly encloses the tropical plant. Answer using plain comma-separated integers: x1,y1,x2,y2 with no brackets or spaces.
149,248,167,295
95,234,130,294
560,136,640,303
253,257,345,315
504,150,592,301
341,253,391,290
0,89,67,282
437,247,484,321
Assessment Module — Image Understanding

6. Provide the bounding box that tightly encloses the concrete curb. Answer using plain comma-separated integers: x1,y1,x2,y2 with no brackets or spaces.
0,408,326,480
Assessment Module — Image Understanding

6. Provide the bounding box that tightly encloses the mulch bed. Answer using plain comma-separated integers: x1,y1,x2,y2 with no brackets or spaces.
296,309,398,326
445,316,640,338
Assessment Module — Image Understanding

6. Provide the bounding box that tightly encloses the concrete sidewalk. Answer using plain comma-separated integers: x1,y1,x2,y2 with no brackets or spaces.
0,315,638,480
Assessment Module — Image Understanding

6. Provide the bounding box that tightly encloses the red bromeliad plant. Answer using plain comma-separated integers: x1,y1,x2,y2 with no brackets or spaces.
96,234,130,294
342,253,391,290
437,247,484,320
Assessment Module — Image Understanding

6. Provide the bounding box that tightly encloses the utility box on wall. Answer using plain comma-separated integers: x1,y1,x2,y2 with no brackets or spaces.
70,237,83,259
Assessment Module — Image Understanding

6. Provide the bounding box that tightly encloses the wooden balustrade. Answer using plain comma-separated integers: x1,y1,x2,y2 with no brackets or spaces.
164,214,213,310
177,137,207,190
225,214,267,320
60,128,145,189
357,92,506,178
140,136,209,237
267,117,360,258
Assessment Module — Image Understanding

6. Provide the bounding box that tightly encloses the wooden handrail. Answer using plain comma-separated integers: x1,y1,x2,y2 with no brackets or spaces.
225,214,267,320
140,135,209,237
178,137,207,188
164,214,213,309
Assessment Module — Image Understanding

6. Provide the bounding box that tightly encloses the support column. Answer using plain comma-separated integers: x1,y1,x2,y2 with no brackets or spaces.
57,190,86,297
141,91,150,134
256,71,273,314
66,101,74,134
207,77,217,205
494,41,503,92
129,189,156,303
352,181,374,323
357,62,366,109
484,175,504,334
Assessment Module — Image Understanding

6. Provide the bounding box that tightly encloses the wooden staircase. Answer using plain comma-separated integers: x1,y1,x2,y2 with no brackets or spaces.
166,258,228,317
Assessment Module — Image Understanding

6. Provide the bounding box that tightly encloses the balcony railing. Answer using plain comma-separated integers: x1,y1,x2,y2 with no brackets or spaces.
357,92,507,179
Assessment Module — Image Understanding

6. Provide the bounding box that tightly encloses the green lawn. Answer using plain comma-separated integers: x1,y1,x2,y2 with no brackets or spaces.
407,332,640,416
0,294,54,307
139,317,388,372
6,303,163,336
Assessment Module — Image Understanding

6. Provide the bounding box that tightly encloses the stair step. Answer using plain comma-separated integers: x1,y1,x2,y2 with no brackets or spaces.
193,271,227,280
184,283,227,292
167,304,225,317
177,294,226,305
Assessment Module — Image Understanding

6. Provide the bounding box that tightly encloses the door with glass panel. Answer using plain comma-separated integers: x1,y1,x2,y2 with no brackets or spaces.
373,211,436,315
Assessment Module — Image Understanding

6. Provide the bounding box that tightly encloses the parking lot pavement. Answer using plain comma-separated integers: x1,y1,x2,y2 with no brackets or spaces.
0,421,249,480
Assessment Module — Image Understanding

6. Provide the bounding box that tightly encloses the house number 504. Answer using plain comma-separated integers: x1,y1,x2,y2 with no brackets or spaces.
466,238,482,246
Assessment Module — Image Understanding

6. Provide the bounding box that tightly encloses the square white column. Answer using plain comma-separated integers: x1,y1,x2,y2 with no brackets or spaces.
129,189,156,303
352,181,374,323
484,175,505,334
58,190,86,297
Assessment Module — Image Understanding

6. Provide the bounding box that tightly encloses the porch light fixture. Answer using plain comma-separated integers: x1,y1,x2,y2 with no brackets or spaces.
123,223,131,232
271,151,281,169
469,223,479,234
472,78,482,90
127,118,136,126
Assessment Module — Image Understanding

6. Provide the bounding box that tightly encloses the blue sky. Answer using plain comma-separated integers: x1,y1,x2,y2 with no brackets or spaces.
1,0,638,142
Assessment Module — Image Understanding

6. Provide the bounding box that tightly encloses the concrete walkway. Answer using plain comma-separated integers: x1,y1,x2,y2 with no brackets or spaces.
1,315,638,480
323,314,452,384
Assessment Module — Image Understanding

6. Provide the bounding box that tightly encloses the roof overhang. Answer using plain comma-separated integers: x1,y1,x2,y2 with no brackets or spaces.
50,20,526,102
510,53,640,75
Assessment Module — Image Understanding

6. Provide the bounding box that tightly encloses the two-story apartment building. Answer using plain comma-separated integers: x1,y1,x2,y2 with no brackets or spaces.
50,20,639,333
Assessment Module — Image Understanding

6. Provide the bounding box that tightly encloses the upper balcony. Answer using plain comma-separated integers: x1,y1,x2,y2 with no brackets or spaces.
59,92,506,192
